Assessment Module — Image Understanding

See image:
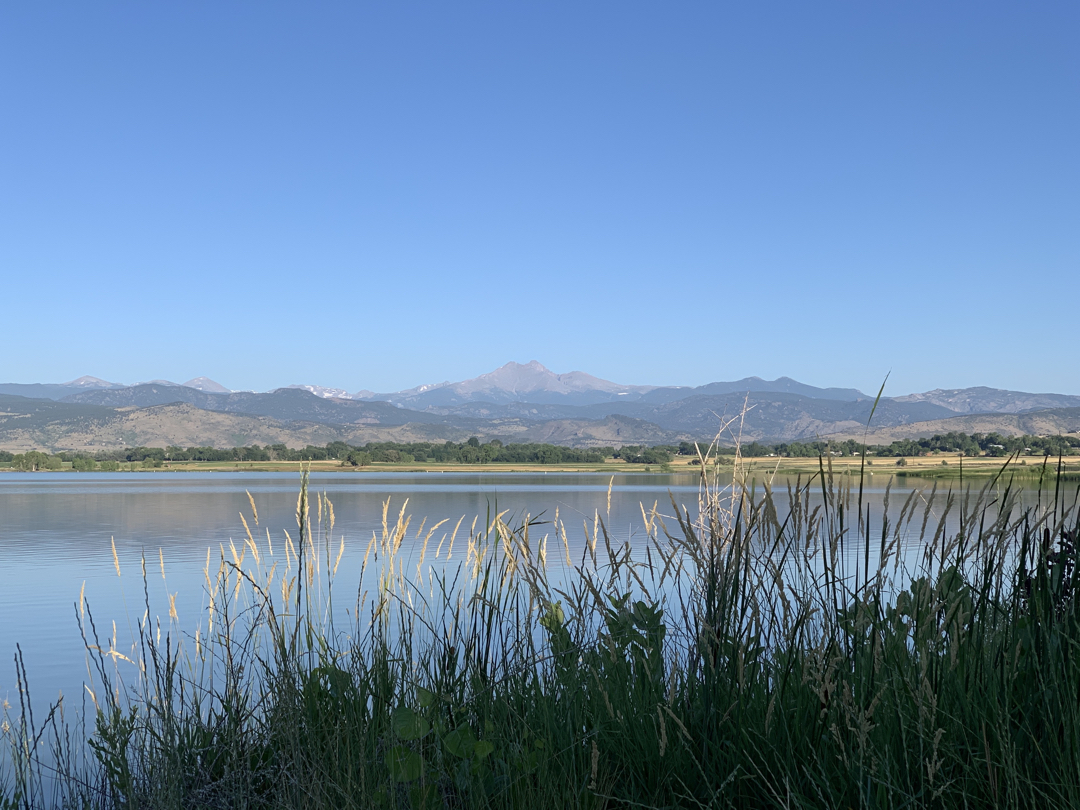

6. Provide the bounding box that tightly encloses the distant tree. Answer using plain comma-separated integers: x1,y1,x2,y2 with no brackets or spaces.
617,446,672,464
13,451,51,471
325,441,350,460
344,450,372,467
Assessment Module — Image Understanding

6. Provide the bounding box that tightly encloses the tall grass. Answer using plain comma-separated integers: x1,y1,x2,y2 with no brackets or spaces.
3,456,1079,809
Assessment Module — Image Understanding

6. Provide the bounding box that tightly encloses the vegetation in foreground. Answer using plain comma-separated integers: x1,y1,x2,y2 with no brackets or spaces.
2,456,1080,808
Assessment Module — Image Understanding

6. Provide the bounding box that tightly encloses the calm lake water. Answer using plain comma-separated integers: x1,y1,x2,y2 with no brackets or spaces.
0,469,1058,722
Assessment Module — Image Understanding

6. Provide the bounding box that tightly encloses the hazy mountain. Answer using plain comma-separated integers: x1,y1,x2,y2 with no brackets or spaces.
6,363,1080,454
429,391,954,438
892,387,1080,414
637,377,866,404
182,377,231,394
10,366,1078,417
0,397,685,452
4,386,1080,454
826,408,1080,445
287,384,353,400
0,394,117,450
0,383,88,400
513,415,684,447
60,384,223,409
0,376,120,400
362,361,657,407
591,392,955,440
0,394,115,427
360,362,867,408
60,385,446,427
64,375,119,388
0,400,473,454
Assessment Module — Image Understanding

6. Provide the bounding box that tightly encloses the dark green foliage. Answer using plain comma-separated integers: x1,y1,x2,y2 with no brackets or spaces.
6,451,62,471
613,445,673,464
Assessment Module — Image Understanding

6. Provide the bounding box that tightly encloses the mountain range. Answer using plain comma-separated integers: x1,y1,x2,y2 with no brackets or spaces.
1,362,1079,453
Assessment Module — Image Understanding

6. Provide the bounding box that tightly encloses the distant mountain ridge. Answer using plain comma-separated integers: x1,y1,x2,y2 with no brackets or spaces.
892,387,1080,414
65,375,119,388
184,377,231,393
58,385,443,427
2,362,870,408
3,362,1079,454
356,361,868,407
11,363,1075,416
0,376,231,400
357,361,657,406
286,384,354,400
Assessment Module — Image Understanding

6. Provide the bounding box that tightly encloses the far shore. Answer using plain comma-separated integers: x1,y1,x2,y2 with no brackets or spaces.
3,453,1077,478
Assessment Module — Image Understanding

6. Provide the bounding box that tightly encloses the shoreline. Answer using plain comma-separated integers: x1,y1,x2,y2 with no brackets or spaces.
3,454,1077,478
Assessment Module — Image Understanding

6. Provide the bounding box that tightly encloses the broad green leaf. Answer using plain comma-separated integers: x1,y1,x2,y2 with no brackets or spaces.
473,739,495,760
386,746,423,782
417,686,436,708
392,706,430,741
443,723,478,758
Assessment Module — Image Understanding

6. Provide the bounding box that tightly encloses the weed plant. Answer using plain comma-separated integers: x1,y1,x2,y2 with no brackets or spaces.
2,452,1079,809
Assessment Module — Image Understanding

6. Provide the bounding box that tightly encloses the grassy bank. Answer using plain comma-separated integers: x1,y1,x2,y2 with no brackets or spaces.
741,453,1080,481
3,460,1079,808
7,454,1076,478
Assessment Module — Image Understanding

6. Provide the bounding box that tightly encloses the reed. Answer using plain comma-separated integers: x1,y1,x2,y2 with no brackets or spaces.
2,455,1079,809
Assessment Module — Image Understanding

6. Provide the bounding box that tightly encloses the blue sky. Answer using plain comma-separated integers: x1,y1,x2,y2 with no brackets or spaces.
2,2,1077,396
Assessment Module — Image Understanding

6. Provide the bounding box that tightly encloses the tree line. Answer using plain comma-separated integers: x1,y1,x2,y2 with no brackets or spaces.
736,432,1080,459
4,431,1074,472
1,439,621,469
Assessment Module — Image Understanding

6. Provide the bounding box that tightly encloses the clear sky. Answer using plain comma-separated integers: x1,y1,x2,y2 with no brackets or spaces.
2,2,1077,397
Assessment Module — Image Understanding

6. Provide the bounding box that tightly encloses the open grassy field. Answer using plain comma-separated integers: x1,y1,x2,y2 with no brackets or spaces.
735,453,1080,480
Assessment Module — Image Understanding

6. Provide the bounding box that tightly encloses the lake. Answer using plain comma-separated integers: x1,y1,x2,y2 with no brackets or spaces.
0,468,1050,722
